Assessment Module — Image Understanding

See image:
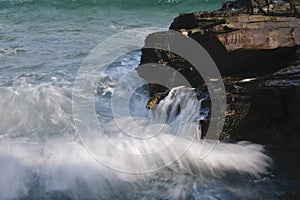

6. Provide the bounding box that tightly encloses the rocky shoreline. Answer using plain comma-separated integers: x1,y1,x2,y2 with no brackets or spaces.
136,0,300,144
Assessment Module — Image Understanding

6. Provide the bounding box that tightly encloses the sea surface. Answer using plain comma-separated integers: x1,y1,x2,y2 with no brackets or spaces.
0,0,299,199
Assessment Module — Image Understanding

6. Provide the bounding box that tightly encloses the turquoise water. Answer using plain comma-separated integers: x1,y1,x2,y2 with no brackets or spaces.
0,0,298,199
0,0,224,84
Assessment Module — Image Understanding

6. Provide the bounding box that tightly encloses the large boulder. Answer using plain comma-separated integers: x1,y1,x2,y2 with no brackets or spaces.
136,0,300,144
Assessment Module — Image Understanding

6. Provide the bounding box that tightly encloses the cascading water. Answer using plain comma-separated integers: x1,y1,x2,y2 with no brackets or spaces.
0,54,273,199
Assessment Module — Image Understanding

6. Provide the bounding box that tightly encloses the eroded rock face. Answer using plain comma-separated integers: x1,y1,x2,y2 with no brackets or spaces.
168,0,300,77
136,0,300,144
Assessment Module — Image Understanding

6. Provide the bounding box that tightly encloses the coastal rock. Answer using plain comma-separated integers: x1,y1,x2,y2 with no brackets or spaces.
136,0,300,144
168,0,300,76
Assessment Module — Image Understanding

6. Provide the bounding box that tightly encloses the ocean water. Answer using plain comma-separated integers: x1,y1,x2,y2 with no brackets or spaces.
0,0,298,199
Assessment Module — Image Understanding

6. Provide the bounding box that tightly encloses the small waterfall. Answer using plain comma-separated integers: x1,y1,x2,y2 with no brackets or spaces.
149,86,203,140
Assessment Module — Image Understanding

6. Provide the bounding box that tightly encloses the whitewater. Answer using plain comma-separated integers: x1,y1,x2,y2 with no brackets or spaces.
0,55,271,199
0,0,280,199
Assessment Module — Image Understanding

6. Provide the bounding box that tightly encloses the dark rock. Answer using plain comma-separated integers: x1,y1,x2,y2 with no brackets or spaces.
169,3,300,77
223,68,300,144
136,0,300,144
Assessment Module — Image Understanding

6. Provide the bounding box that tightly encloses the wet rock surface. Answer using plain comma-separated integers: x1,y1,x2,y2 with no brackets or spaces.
222,66,300,144
136,0,300,144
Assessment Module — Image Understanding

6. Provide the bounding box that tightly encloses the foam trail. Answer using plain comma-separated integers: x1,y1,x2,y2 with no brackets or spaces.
0,83,73,137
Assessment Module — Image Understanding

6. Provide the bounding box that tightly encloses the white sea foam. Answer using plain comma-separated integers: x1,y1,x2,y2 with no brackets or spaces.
0,81,271,199
0,83,73,137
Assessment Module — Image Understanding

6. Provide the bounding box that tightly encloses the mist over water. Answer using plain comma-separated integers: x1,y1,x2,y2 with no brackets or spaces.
0,0,283,199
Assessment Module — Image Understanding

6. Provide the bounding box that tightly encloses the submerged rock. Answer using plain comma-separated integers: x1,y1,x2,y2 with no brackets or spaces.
136,0,300,144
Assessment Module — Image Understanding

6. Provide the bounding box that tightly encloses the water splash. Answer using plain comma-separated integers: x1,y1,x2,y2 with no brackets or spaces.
0,75,272,199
